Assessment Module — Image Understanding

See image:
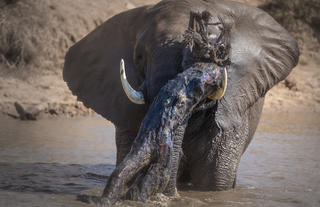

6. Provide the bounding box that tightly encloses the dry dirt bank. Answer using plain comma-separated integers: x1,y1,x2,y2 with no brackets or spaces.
0,0,319,120
0,0,158,118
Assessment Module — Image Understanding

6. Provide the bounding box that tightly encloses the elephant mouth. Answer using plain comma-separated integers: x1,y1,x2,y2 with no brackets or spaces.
99,61,227,204
120,59,227,105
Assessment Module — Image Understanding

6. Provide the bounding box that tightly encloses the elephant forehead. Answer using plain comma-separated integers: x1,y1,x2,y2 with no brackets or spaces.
136,0,250,45
136,16,187,46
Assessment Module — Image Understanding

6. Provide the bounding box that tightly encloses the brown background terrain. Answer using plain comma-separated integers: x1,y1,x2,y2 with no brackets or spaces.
0,0,319,119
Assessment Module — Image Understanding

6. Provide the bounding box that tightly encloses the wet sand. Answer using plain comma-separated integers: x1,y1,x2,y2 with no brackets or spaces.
0,111,319,207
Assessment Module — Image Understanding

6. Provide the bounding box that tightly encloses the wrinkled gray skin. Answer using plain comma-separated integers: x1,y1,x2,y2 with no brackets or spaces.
63,0,299,205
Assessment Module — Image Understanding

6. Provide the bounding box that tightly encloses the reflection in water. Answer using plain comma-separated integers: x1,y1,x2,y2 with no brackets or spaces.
0,112,319,207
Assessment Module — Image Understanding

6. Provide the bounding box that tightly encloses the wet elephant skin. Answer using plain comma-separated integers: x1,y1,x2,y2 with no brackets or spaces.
63,0,299,205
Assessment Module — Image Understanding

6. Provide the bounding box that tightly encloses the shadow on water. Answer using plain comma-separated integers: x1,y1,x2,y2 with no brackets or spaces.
0,162,113,195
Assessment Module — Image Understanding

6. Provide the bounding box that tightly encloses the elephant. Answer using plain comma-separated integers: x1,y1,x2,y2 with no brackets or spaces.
63,0,299,205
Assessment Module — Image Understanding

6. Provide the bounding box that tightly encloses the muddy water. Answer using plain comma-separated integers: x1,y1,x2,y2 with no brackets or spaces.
0,112,319,207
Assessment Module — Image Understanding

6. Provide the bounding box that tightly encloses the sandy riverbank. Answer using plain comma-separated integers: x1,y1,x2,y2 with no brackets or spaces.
0,0,319,119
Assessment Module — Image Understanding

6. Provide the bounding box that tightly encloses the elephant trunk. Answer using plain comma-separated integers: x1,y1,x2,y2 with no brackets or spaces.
101,62,227,204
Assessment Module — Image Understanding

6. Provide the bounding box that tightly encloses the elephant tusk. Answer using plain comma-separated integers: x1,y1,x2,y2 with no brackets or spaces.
120,59,145,104
208,67,227,100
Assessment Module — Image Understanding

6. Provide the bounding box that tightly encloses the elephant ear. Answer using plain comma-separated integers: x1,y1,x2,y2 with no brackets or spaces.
63,7,148,129
216,2,300,115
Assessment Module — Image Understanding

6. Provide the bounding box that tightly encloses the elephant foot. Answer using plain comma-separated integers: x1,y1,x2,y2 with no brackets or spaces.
163,187,180,198
77,194,111,206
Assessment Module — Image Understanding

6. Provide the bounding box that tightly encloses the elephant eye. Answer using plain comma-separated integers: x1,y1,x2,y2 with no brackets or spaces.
213,43,230,66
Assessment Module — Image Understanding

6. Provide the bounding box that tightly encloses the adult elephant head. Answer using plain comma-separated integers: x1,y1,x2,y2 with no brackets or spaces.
63,0,299,205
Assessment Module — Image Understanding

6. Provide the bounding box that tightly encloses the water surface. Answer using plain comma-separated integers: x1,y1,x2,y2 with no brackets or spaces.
0,112,319,207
